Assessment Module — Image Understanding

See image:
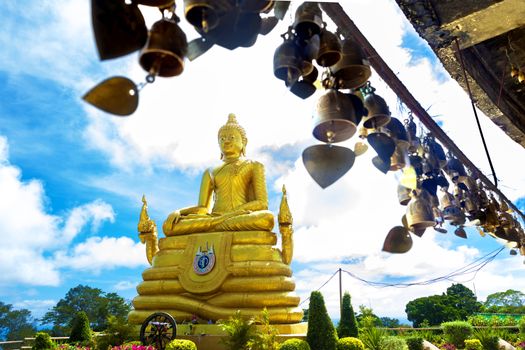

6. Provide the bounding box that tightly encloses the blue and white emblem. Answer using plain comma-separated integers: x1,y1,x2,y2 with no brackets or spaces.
193,244,215,275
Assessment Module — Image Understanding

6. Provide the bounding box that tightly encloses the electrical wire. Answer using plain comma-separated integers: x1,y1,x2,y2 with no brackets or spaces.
299,247,505,303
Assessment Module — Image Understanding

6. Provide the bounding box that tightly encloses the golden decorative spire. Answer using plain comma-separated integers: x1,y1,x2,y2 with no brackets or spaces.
278,185,293,226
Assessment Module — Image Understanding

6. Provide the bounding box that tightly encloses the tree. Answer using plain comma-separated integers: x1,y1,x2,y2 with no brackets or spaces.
0,301,36,340
445,284,482,320
405,284,481,327
380,317,400,328
69,311,92,344
337,292,358,338
356,305,381,328
306,291,338,350
483,289,525,313
41,285,131,335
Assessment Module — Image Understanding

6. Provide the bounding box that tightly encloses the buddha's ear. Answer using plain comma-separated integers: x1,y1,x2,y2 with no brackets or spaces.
241,146,246,157
220,153,224,160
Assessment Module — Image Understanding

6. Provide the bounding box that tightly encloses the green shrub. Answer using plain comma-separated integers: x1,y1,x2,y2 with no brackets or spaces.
219,310,257,350
359,325,387,350
338,293,358,338
464,339,482,350
94,316,137,350
405,336,423,350
473,328,499,350
441,321,473,348
337,337,365,350
306,291,338,350
278,338,311,350
165,339,197,350
69,311,92,344
519,318,525,335
380,336,408,350
251,308,279,350
32,331,56,350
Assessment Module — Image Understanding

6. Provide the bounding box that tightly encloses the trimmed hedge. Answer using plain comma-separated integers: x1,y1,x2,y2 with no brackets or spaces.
306,291,338,350
380,336,408,350
441,321,473,348
32,332,56,350
165,339,197,350
464,339,482,350
404,336,423,350
337,293,358,338
278,338,311,350
337,337,364,350
69,311,92,344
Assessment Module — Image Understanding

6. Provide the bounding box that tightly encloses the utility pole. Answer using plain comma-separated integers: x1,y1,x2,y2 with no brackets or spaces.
339,268,343,314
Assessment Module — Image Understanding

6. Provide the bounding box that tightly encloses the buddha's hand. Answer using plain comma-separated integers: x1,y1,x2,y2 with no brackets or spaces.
162,210,181,233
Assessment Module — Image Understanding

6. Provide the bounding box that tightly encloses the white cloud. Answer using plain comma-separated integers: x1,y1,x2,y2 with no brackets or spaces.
114,280,139,291
0,136,136,286
13,299,56,320
54,236,147,272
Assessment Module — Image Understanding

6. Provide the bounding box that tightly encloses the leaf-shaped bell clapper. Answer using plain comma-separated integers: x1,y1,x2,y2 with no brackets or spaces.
274,36,302,87
184,0,224,32
293,2,323,42
382,226,413,254
91,0,148,60
367,129,395,162
302,144,356,189
362,88,391,129
353,126,368,156
316,28,342,67
406,189,436,234
83,76,138,116
313,89,360,143
454,226,467,239
329,36,371,90
139,18,188,78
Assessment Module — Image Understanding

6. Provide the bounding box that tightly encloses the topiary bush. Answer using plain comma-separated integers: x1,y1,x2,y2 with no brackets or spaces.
338,292,358,338
473,328,499,350
404,336,423,350
69,311,92,344
380,336,408,350
32,331,56,350
306,291,338,350
165,339,197,350
337,337,365,350
441,321,473,348
464,339,482,350
278,338,311,350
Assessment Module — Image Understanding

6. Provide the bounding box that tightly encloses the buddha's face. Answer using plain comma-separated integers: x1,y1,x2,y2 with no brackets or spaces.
219,128,244,159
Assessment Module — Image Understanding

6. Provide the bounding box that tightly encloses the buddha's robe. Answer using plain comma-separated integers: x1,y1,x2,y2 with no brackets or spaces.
165,159,274,236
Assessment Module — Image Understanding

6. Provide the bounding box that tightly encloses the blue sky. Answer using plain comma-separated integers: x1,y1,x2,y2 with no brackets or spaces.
1,0,525,325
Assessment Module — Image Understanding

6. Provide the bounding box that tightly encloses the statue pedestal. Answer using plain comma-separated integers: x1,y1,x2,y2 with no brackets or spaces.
130,230,303,325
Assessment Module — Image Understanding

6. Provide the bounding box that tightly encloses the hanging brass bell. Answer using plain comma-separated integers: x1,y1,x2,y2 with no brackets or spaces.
136,0,174,8
367,129,395,161
398,184,412,206
91,0,148,60
330,36,371,90
316,28,342,67
362,92,391,129
184,0,226,32
293,2,323,42
139,18,188,77
406,189,436,232
240,0,274,13
385,117,409,142
382,226,413,254
372,155,391,174
445,155,467,182
313,89,360,143
274,37,302,87
390,140,409,171
290,66,318,99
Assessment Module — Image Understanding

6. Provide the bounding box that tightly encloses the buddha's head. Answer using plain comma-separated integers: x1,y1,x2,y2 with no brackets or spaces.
218,114,248,160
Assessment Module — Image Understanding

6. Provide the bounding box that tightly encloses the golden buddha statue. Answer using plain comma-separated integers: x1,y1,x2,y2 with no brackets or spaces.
129,114,303,327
